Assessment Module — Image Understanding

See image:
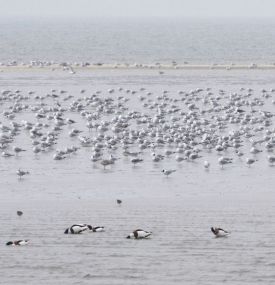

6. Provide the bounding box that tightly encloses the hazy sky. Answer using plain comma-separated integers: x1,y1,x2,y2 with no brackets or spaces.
0,0,274,18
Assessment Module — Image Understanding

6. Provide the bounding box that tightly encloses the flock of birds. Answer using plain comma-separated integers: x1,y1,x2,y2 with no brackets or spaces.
1,85,275,175
1,60,273,73
1,84,275,246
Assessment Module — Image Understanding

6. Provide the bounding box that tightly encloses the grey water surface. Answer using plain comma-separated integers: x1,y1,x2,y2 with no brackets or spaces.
1,69,275,284
1,18,275,64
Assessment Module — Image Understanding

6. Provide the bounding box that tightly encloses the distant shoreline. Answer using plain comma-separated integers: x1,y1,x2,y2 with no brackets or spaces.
1,63,275,71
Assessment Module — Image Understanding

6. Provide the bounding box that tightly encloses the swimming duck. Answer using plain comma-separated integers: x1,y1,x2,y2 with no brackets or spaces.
211,227,229,237
64,224,92,234
127,229,152,239
6,240,29,246
90,226,105,232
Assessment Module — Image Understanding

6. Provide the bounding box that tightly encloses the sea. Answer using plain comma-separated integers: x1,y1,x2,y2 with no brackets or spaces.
0,17,275,64
1,18,275,285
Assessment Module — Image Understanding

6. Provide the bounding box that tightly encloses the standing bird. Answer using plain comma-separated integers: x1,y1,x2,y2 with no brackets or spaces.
126,229,152,239
162,169,176,177
211,227,229,237
246,158,257,167
218,157,233,168
16,169,30,179
13,146,27,155
204,161,210,169
2,151,14,157
100,159,114,169
116,199,122,205
131,158,143,165
267,156,275,165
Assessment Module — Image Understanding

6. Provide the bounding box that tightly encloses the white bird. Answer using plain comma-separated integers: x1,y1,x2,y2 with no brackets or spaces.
268,156,275,165
126,229,152,239
235,150,244,157
101,159,114,169
16,169,30,179
131,158,143,165
175,155,186,162
218,157,232,168
250,147,262,154
246,158,257,167
13,146,27,154
53,153,65,160
211,227,229,237
204,160,210,169
162,169,176,176
2,151,14,157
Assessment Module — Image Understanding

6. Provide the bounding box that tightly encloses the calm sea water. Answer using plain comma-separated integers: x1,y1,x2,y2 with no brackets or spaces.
1,18,275,64
1,69,275,284
1,17,275,284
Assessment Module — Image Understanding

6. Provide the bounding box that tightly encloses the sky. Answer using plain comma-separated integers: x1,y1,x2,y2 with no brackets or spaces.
0,0,274,18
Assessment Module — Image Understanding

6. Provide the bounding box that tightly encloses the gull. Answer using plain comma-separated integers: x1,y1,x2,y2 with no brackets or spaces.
215,145,224,152
218,157,233,168
189,153,202,161
235,150,244,157
175,155,186,162
151,153,164,162
123,151,141,157
66,118,76,124
246,158,257,167
267,156,275,165
131,158,143,165
16,169,30,179
250,147,262,154
2,151,14,157
204,161,210,169
101,159,114,169
53,153,66,160
162,169,176,176
91,154,101,162
33,146,42,154
13,146,27,154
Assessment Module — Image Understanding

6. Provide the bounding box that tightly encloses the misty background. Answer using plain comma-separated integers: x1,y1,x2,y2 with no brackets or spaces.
0,0,275,64
0,0,275,18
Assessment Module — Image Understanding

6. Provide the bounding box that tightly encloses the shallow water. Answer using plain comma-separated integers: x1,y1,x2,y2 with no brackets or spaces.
1,69,275,284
